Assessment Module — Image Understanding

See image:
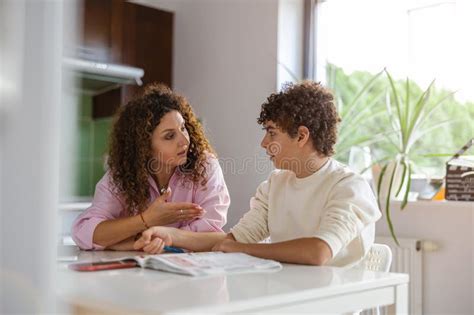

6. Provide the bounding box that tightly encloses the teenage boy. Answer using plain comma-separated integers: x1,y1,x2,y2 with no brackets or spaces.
134,81,381,267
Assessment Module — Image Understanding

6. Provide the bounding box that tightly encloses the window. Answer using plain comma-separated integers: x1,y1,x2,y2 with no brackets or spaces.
313,0,474,176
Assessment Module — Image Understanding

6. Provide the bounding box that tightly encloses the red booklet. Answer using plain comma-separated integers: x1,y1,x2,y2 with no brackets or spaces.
69,259,138,272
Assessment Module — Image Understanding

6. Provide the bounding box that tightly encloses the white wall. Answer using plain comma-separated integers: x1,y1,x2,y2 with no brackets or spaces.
376,201,473,315
132,0,279,229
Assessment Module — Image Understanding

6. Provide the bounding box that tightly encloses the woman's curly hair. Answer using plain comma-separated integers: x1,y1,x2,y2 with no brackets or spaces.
258,81,341,156
108,83,215,215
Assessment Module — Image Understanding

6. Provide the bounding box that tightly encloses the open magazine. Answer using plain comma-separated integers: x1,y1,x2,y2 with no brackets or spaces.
70,252,282,276
135,252,282,276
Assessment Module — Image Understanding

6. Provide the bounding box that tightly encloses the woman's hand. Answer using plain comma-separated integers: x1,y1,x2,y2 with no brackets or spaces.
133,226,175,254
143,188,205,226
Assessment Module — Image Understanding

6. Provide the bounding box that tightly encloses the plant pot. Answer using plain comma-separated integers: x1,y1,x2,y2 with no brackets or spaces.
373,159,409,206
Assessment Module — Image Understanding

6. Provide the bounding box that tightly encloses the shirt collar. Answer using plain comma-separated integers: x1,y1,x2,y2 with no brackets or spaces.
147,167,181,194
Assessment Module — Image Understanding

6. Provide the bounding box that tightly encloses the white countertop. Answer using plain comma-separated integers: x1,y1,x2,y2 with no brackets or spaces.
58,201,92,211
58,250,409,314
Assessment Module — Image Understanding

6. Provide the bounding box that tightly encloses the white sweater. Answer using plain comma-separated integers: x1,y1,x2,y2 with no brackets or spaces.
230,159,381,267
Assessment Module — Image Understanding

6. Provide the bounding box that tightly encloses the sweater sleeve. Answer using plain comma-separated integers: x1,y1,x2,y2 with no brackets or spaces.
71,172,125,250
179,157,230,232
229,174,272,243
313,174,381,259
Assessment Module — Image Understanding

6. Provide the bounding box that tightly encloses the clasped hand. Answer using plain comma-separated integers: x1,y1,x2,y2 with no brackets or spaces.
133,227,242,254
133,227,173,254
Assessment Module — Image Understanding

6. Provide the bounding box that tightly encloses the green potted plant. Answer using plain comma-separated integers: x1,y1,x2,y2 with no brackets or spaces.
375,69,455,245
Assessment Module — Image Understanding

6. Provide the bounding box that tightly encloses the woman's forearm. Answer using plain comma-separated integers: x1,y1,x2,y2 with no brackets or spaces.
93,215,145,247
106,236,137,251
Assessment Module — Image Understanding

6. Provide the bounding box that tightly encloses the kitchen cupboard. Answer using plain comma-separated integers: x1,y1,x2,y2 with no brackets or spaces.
79,0,173,118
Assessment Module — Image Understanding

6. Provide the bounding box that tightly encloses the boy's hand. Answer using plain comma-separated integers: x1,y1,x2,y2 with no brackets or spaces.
211,239,241,253
133,227,174,254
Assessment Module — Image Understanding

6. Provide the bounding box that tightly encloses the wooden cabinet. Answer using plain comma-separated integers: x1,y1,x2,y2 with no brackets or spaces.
122,2,173,87
80,0,173,118
80,0,124,63
120,2,173,105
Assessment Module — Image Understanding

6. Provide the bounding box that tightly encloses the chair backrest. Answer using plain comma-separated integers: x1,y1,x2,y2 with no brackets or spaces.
355,243,392,272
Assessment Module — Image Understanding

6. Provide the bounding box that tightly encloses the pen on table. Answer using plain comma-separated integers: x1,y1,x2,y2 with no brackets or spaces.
163,246,185,253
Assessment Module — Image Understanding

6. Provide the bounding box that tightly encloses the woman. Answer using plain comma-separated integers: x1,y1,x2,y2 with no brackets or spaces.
72,83,230,251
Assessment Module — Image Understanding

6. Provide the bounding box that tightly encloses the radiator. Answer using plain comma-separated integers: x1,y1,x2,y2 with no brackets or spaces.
375,236,438,315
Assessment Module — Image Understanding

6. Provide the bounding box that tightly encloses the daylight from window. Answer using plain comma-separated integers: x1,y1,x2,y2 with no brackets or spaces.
316,0,474,177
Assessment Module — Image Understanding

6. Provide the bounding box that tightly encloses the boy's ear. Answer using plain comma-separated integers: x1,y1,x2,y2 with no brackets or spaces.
297,126,310,147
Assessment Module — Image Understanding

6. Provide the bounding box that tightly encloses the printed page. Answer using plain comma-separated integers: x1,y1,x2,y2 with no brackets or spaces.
145,252,282,276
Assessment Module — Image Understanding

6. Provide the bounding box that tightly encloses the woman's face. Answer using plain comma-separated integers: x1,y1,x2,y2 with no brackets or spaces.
151,110,190,170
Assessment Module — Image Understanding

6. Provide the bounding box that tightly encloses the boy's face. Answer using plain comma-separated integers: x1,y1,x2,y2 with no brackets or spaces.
260,121,300,171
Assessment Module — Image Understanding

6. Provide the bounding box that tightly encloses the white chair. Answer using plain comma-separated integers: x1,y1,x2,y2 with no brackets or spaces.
353,243,393,315
355,243,392,272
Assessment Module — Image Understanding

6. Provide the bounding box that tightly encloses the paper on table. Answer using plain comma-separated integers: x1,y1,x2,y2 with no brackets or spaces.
103,252,282,276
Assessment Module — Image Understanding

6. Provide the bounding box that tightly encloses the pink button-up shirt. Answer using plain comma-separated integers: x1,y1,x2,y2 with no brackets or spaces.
72,157,230,250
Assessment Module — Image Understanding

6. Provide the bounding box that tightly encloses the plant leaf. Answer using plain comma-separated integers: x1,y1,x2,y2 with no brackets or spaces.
385,69,405,151
338,98,386,144
359,155,392,175
338,90,385,132
376,163,389,210
337,128,393,156
384,90,402,151
401,162,412,209
418,153,464,158
407,119,459,151
405,80,435,149
395,159,407,197
385,161,400,246
342,69,384,121
381,130,402,152
414,90,457,133
404,78,410,146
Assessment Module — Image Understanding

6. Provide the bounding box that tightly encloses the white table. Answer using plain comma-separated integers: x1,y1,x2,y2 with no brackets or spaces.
58,250,409,314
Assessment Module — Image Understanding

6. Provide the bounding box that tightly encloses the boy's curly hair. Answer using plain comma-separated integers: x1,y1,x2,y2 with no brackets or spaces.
108,83,215,214
258,81,341,156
